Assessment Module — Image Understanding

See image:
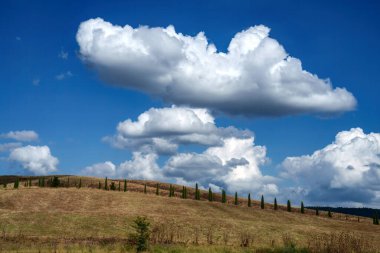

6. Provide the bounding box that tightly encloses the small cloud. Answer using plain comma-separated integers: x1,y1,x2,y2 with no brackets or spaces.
56,71,73,80
58,49,68,60
32,78,40,86
0,130,39,142
16,36,21,41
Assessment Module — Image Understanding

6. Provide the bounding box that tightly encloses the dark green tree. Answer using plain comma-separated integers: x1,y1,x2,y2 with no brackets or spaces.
41,178,45,187
3,183,6,188
156,183,159,196
130,216,150,252
248,193,251,207
316,208,319,216
14,178,19,189
124,179,127,192
234,192,238,205
144,184,147,194
169,184,173,197
221,189,226,203
104,177,108,190
51,176,60,188
28,178,32,187
118,181,121,191
301,201,305,214
110,181,116,191
261,195,265,209
328,210,332,218
183,186,187,199
78,178,82,189
171,185,175,197
208,187,213,202
67,177,70,188
373,212,379,225
195,183,200,200
274,198,278,210
287,200,291,212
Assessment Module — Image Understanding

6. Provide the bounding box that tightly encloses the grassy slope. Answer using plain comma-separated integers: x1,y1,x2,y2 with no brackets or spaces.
0,176,379,252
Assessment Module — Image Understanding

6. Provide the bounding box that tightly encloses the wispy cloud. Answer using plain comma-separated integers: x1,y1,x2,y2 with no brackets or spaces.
58,49,68,59
32,78,40,86
56,71,72,80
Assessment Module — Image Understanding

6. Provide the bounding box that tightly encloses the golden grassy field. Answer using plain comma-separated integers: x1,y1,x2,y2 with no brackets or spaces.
0,176,379,252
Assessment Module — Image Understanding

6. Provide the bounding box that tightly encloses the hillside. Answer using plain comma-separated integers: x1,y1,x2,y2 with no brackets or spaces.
0,176,379,252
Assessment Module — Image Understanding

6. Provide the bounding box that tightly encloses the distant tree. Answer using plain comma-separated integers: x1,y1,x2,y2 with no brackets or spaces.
171,185,175,197
301,201,305,214
374,212,379,225
328,210,332,218
49,177,53,186
222,189,226,203
316,208,319,216
14,178,19,189
208,187,213,202
248,193,251,207
118,181,121,191
110,182,116,191
124,179,127,192
195,183,200,200
78,178,82,189
104,177,108,190
234,192,238,205
287,200,291,212
156,183,159,196
3,183,6,188
29,178,32,187
41,178,45,187
144,184,147,194
98,181,101,189
130,216,150,252
261,195,265,209
51,176,60,188
67,177,70,188
274,198,278,210
184,186,187,199
169,184,173,197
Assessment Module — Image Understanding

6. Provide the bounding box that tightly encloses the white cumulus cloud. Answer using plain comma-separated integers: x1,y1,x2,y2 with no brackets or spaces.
76,18,356,117
281,128,380,206
9,145,59,175
104,106,250,154
1,130,39,142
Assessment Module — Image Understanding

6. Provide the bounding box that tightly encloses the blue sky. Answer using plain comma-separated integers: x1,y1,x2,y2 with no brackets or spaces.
1,0,379,207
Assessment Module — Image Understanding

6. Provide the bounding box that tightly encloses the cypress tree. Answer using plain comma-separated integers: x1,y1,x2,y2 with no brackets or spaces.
261,195,265,209
184,186,188,199
41,178,45,187
118,181,121,191
301,201,305,214
195,183,199,200
234,192,238,205
98,181,101,189
104,177,108,190
287,200,291,212
328,210,332,218
181,186,185,198
67,177,70,188
156,183,159,196
248,193,251,207
78,178,82,189
274,198,278,210
14,178,19,189
208,187,213,202
144,184,147,194
124,179,127,192
29,178,32,187
222,189,226,203
316,208,319,216
169,184,173,197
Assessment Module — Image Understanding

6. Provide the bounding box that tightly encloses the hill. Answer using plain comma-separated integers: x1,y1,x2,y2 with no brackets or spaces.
0,175,379,252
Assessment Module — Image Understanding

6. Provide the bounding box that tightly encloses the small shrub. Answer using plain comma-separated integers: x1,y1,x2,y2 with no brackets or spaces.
51,176,60,188
130,216,150,252
110,182,116,191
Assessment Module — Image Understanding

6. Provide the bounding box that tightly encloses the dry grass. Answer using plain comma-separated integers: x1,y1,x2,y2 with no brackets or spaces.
0,176,379,252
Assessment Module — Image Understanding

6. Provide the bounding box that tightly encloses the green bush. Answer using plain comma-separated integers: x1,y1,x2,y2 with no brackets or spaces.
51,176,60,187
130,216,150,252
110,182,116,191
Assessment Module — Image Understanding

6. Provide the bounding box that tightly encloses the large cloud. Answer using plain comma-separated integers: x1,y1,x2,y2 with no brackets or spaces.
281,128,380,206
9,145,59,175
104,106,251,154
1,130,38,142
77,18,356,116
